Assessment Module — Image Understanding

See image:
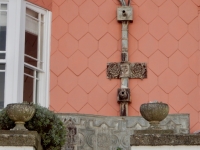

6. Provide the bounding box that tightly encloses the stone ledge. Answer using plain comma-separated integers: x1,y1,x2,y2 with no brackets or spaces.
0,130,42,150
130,134,200,146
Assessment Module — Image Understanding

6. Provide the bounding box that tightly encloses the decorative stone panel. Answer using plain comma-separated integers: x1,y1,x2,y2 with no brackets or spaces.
59,113,189,150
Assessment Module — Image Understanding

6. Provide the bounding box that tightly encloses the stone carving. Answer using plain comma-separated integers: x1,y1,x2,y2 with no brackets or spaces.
130,63,147,79
107,63,120,79
107,63,147,79
59,113,189,150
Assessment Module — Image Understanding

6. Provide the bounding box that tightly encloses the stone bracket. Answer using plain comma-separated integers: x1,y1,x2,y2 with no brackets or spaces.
117,6,133,22
117,88,131,102
107,62,147,79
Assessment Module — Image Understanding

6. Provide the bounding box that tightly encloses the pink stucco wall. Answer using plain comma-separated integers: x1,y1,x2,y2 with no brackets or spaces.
28,0,52,10
48,0,200,132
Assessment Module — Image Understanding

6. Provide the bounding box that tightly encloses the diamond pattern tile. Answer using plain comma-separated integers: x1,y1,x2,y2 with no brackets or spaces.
139,33,158,57
51,36,58,55
159,34,178,57
129,50,148,62
59,103,77,113
169,17,187,40
108,19,121,40
79,33,98,57
179,0,198,24
189,51,200,74
89,86,107,111
50,51,68,76
98,104,118,116
89,16,107,40
109,51,121,62
159,0,178,23
152,0,166,6
169,51,188,75
149,86,168,103
130,86,148,111
52,2,59,21
98,70,119,93
73,0,85,5
168,104,178,114
179,104,198,127
172,0,186,6
149,51,168,75
134,0,147,6
192,0,200,6
159,69,178,93
179,33,198,57
89,51,107,75
198,75,200,87
99,33,117,58
92,0,105,6
128,106,139,116
52,17,68,40
139,0,158,23
50,72,57,90
60,0,78,23
78,69,97,93
53,0,65,6
50,86,67,112
189,18,200,41
68,51,87,75
59,33,78,58
129,34,138,55
178,68,197,94
69,17,88,40
138,69,157,93
169,87,188,112
68,86,87,111
149,17,168,40
79,0,98,23
58,69,77,93
129,17,148,40
189,87,200,111
99,0,117,23
79,104,97,115
108,86,120,111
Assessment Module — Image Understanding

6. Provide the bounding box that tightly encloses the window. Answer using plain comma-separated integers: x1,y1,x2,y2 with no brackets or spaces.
23,4,51,106
0,2,7,109
0,0,51,108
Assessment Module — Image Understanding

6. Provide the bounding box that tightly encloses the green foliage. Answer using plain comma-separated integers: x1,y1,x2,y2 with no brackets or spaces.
117,148,122,150
0,104,66,150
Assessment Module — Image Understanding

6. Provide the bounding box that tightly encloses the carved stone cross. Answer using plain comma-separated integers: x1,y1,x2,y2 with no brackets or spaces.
107,0,147,116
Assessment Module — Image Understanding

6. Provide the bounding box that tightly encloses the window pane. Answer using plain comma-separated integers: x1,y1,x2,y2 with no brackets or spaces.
0,63,5,109
0,64,5,70
23,74,34,103
24,32,38,67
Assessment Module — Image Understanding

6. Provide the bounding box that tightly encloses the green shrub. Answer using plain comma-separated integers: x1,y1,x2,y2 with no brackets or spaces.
0,104,66,150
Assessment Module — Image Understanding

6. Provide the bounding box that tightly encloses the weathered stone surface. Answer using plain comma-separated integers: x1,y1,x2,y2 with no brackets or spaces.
130,134,200,146
134,129,173,134
58,113,189,150
0,130,42,150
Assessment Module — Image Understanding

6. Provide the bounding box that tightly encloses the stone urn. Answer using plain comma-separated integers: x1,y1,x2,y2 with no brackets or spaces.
140,102,169,130
6,103,35,131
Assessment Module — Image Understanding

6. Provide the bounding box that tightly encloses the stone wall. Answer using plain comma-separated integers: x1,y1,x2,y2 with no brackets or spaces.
58,113,189,150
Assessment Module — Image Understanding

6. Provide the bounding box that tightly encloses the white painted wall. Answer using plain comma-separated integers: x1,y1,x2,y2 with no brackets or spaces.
0,147,35,150
131,146,200,150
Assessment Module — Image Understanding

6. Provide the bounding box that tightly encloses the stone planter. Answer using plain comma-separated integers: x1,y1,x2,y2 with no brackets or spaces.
6,103,35,131
140,102,169,130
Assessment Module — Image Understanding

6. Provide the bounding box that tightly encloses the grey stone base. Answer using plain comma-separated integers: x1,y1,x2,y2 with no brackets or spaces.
130,134,200,146
58,113,189,150
134,129,174,134
0,130,42,150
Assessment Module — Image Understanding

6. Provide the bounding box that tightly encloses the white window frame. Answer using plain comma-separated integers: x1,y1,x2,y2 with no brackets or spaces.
3,0,51,108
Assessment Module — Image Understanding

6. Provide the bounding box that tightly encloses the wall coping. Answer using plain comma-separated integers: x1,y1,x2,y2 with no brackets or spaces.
0,130,42,150
130,134,200,146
